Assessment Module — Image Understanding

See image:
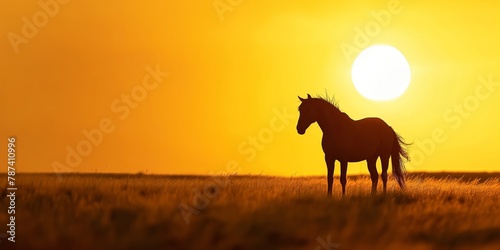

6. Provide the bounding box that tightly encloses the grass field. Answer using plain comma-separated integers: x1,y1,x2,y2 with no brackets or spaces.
1,172,500,250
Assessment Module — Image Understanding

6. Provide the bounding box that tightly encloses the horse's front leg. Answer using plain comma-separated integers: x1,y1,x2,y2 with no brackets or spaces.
340,161,348,196
325,154,335,197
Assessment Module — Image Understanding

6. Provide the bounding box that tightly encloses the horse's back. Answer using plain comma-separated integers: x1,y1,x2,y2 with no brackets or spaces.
350,117,394,157
354,117,392,134
322,114,396,161
356,117,388,126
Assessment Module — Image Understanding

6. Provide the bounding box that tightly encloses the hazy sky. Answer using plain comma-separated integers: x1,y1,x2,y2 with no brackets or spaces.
1,0,499,176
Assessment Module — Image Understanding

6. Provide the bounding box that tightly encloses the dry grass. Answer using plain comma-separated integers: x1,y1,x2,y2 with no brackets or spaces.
1,173,500,250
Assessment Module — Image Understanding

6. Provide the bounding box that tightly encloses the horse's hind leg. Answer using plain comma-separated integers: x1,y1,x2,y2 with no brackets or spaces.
340,161,348,196
367,158,378,195
381,156,390,193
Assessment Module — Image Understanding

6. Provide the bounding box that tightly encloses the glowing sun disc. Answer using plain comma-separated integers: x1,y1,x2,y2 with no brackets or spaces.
351,45,411,101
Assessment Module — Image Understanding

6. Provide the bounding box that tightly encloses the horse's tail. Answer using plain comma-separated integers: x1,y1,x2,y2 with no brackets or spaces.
391,130,410,190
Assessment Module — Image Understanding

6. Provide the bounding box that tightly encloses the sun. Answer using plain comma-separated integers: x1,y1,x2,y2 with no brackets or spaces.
351,45,411,101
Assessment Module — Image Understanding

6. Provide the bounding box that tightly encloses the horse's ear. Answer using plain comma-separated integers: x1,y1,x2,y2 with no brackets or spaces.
298,96,305,102
307,94,312,99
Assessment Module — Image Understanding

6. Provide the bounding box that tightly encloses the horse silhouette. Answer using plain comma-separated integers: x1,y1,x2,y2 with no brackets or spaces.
296,94,410,196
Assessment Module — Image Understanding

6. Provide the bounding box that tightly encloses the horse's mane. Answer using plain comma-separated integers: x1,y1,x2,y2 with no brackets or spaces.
315,93,351,120
315,93,340,111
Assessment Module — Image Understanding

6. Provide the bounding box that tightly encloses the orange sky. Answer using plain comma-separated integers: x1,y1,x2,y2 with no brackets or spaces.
1,0,499,176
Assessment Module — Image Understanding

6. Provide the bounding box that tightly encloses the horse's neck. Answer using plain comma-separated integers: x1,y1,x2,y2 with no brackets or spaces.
317,108,352,135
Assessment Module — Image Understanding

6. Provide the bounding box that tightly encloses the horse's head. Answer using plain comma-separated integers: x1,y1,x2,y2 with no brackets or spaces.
297,94,318,135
